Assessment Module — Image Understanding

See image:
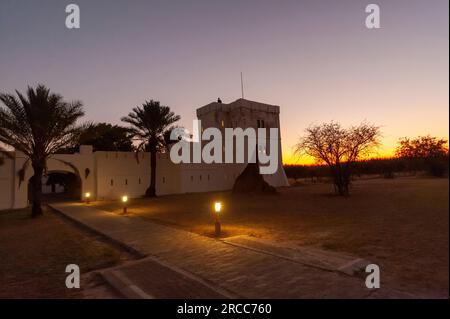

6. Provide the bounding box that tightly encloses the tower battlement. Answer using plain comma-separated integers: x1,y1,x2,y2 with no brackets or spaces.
196,98,281,130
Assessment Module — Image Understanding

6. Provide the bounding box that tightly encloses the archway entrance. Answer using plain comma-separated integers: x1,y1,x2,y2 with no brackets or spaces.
28,171,82,204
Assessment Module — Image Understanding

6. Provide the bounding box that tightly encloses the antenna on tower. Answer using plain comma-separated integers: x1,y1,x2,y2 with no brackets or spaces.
240,72,245,99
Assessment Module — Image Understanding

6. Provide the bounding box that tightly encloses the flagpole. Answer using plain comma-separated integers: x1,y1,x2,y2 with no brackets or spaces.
240,72,244,99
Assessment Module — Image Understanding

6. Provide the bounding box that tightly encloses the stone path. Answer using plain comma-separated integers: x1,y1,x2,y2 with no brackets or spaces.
51,202,409,299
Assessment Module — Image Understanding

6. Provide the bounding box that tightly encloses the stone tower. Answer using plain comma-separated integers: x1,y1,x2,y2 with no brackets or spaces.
196,98,289,187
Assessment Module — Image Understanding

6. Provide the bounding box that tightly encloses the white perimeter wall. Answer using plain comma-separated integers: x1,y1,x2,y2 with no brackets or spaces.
94,151,183,199
0,146,288,210
0,153,14,210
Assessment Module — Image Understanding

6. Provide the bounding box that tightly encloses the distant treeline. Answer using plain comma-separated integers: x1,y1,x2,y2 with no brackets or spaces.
284,156,449,181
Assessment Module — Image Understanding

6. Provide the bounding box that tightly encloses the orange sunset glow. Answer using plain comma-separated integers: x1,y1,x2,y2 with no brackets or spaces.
1,0,448,166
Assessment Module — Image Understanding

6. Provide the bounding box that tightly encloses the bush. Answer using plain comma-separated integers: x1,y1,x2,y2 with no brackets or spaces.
427,159,448,177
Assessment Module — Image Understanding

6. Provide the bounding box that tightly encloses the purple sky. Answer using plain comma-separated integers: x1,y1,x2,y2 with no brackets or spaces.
1,0,448,163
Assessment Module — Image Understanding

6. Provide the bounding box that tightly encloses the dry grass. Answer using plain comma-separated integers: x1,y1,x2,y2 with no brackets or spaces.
0,207,131,298
92,176,449,297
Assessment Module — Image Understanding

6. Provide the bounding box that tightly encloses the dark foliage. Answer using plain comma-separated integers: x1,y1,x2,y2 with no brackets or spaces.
0,85,84,216
121,100,180,197
59,122,133,153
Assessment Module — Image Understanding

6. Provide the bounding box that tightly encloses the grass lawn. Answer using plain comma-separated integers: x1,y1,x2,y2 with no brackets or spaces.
0,207,132,298
92,176,449,297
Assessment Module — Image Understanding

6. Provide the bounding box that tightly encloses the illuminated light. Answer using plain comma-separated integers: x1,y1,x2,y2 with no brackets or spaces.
213,201,222,236
122,195,128,214
85,192,91,204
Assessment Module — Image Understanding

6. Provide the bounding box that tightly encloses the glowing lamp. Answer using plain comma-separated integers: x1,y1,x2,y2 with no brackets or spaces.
85,192,91,204
213,201,222,236
122,195,128,214
214,202,222,214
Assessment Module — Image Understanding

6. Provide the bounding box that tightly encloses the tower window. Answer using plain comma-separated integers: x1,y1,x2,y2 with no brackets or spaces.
257,119,265,128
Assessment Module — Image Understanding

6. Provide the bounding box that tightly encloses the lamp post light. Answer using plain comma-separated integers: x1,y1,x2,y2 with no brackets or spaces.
122,195,128,214
85,192,91,204
214,201,222,236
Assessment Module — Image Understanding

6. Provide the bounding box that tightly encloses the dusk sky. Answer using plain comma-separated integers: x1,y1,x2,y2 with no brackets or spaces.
1,0,448,164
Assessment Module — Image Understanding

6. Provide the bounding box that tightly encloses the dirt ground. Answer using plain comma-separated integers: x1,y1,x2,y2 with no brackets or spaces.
92,176,449,298
0,207,133,298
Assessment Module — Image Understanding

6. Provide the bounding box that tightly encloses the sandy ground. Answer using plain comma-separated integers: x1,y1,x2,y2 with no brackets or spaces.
92,176,449,298
0,207,134,298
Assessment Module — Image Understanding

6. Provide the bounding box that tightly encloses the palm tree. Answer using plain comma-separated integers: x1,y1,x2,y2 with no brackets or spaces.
122,100,180,197
0,85,84,217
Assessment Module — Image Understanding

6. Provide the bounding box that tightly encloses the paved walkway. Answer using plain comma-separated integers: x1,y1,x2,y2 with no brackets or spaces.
51,202,407,298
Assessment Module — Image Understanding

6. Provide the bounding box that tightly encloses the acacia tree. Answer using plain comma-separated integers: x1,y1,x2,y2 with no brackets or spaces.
121,100,180,197
0,85,84,217
395,135,448,176
395,136,448,159
295,122,381,196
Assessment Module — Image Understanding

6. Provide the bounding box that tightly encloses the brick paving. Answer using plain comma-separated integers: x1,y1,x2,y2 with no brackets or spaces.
52,202,407,298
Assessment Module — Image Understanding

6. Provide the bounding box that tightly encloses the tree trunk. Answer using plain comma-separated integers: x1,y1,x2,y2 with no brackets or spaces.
31,162,44,217
146,146,157,197
331,165,350,196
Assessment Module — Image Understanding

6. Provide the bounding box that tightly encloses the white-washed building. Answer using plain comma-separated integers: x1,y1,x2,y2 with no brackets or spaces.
0,99,288,210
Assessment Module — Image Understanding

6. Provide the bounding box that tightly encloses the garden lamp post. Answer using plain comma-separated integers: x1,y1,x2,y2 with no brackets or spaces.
214,201,222,236
122,195,128,214
85,192,90,204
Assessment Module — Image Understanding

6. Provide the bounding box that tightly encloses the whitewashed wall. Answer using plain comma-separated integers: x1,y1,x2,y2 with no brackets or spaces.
0,99,289,211
0,153,14,209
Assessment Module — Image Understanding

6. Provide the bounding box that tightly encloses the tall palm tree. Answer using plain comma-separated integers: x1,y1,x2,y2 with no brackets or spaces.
122,100,180,197
0,85,84,217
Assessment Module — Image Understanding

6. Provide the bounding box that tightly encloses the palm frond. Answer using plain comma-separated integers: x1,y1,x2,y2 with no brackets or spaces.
53,158,81,178
0,84,85,160
121,99,180,149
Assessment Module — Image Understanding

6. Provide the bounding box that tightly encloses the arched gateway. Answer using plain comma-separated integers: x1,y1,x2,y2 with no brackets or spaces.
0,145,95,209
